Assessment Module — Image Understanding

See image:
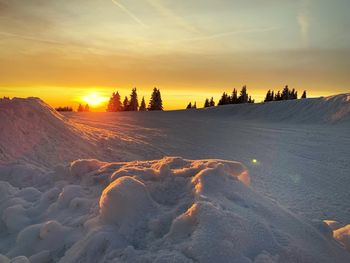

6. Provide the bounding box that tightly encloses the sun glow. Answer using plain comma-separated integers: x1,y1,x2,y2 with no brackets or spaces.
82,92,108,107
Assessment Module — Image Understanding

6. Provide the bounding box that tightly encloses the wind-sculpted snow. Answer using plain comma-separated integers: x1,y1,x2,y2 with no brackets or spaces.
203,93,350,124
0,97,162,168
0,157,349,263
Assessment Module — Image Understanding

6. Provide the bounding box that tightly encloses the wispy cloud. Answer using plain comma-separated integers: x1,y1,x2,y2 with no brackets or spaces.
170,26,280,43
110,0,147,28
146,0,199,33
297,0,312,45
0,31,67,45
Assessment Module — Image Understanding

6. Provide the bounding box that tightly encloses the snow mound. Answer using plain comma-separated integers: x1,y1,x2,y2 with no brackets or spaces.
1,157,348,262
0,97,97,167
202,93,350,124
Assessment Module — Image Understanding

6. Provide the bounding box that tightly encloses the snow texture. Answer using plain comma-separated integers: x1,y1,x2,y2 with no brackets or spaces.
0,95,350,262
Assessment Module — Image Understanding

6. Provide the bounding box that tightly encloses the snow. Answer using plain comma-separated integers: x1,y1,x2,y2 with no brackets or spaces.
0,95,350,262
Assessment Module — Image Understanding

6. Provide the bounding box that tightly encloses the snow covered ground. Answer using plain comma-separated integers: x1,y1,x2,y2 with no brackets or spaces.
0,95,349,262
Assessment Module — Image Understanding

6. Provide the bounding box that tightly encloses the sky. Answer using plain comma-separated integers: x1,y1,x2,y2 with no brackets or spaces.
0,0,349,110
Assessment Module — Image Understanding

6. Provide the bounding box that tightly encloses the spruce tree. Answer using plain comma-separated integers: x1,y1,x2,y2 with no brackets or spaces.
209,97,215,107
148,87,163,111
264,90,272,102
77,104,84,112
186,102,192,109
204,98,210,108
129,88,139,111
238,86,248,103
218,92,229,105
193,102,197,109
107,91,122,112
231,89,238,104
123,96,129,111
139,96,146,111
84,104,90,112
301,90,307,99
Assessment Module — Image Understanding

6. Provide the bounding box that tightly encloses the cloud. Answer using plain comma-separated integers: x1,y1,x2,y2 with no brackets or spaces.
110,0,147,28
146,0,199,33
297,0,311,45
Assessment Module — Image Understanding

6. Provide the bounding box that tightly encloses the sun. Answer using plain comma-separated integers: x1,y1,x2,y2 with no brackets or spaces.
82,92,108,107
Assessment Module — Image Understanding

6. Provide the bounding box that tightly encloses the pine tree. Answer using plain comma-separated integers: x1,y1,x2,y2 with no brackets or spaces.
238,85,248,103
248,96,254,103
282,85,290,100
264,90,272,102
186,102,192,109
129,88,139,111
77,104,84,112
218,92,230,105
209,97,215,107
84,104,90,112
123,96,129,111
107,92,122,112
139,96,146,111
271,91,274,101
148,87,163,111
204,98,210,108
301,90,307,99
231,89,238,104
193,102,197,109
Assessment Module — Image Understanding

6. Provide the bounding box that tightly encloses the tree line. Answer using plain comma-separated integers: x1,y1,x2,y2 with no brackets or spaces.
107,87,163,112
189,85,307,109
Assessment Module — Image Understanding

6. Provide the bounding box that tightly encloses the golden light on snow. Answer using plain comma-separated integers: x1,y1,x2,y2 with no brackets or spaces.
82,92,108,107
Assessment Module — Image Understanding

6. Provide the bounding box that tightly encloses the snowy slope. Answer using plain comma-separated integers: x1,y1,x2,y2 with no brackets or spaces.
0,95,350,262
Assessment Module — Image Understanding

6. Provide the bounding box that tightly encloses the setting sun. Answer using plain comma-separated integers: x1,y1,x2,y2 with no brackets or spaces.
82,92,108,107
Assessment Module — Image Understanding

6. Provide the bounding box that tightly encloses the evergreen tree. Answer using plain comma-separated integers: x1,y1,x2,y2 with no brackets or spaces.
84,104,90,112
238,85,248,103
231,89,238,104
209,97,215,107
123,96,129,111
107,91,122,112
77,104,84,112
129,88,139,111
148,87,163,111
218,92,230,105
301,90,307,99
275,91,282,101
271,91,274,101
282,85,290,100
204,98,210,108
193,102,197,109
264,90,272,102
186,102,192,109
139,96,146,111
248,96,255,103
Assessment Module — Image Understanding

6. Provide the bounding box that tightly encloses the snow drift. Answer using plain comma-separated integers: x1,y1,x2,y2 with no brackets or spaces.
201,93,350,124
0,157,349,263
0,97,156,168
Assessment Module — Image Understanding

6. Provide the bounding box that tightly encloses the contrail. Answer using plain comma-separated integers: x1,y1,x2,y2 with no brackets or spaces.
111,0,147,28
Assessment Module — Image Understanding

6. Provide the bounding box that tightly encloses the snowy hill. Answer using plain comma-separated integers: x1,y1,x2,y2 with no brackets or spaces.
0,95,350,262
198,93,350,124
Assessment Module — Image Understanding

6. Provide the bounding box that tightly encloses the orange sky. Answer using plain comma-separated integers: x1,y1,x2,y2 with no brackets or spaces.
0,0,349,110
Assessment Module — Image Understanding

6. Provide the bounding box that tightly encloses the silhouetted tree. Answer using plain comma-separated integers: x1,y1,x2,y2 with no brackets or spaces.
56,106,73,112
84,104,90,112
186,102,192,109
264,90,274,102
123,96,129,111
218,92,230,105
275,91,282,101
231,88,238,104
129,88,139,111
204,98,210,108
238,86,248,103
248,96,255,103
209,97,215,107
301,90,307,99
77,104,84,112
193,102,197,109
107,91,122,112
148,87,163,111
139,96,146,111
